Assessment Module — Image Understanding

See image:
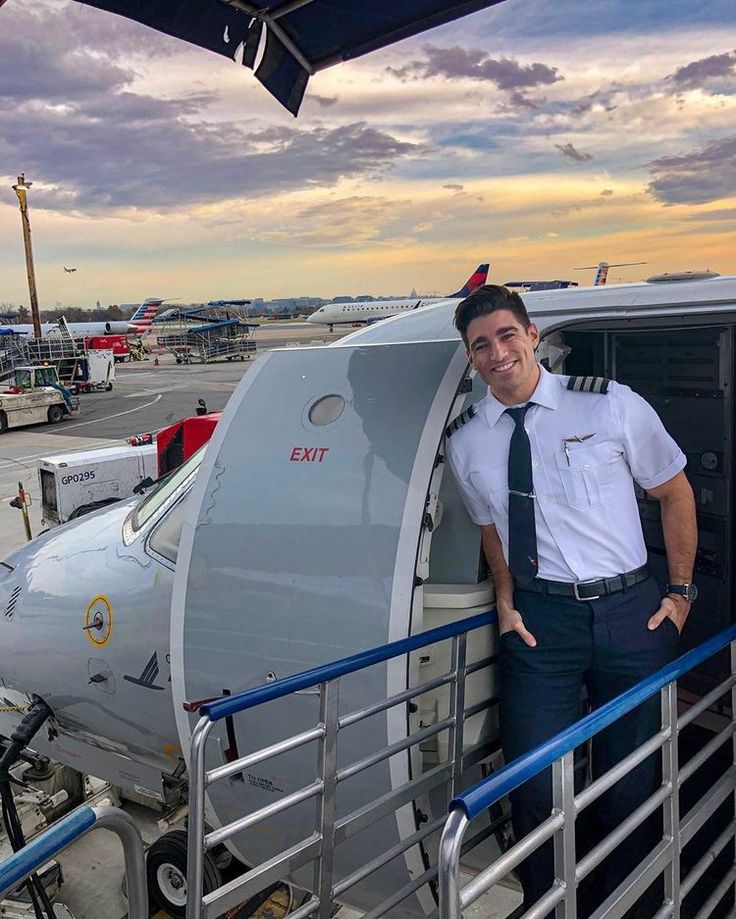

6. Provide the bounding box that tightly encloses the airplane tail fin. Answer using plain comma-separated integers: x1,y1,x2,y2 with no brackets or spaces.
448,263,489,298
128,298,164,334
593,263,609,286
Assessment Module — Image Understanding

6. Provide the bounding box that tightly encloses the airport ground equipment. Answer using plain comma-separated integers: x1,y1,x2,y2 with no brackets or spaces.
84,334,130,363
184,609,499,919
439,626,736,919
38,443,157,527
157,319,256,363
71,348,115,393
0,366,79,432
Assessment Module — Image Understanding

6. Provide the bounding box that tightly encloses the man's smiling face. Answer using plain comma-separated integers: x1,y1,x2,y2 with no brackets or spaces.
466,308,540,405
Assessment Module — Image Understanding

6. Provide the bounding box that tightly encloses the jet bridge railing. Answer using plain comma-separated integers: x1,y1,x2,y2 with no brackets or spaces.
0,804,148,917
438,624,736,919
185,609,499,919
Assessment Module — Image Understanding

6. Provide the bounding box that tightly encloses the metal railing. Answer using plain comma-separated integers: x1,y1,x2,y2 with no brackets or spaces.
439,624,736,919
185,609,499,919
0,803,148,917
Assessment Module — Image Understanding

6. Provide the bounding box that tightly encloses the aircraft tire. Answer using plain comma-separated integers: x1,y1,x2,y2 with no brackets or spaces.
146,829,221,918
0,411,7,434
47,404,64,424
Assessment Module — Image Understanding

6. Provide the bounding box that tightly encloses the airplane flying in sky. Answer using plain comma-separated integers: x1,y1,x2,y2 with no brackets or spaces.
306,262,489,330
62,266,77,273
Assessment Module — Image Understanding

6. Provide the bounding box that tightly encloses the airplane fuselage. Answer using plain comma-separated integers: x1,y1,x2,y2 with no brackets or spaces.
2,321,134,336
307,296,449,327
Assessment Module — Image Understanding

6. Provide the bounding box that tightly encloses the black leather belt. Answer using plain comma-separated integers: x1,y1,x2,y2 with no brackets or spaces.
517,564,650,601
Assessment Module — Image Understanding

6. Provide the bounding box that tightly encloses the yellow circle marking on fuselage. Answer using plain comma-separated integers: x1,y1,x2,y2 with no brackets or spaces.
84,594,113,647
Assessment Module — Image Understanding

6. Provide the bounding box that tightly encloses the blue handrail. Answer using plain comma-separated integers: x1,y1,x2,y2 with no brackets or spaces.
454,624,736,820
0,806,95,897
197,609,496,721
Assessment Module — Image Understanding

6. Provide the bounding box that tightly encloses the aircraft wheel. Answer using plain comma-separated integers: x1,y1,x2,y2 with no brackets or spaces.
47,404,64,424
146,830,221,918
0,411,7,434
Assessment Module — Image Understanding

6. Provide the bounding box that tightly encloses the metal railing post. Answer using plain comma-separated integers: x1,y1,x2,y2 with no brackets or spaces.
438,807,469,919
661,681,680,915
731,640,736,908
315,678,340,918
186,716,214,919
448,634,468,799
94,806,149,919
552,750,577,917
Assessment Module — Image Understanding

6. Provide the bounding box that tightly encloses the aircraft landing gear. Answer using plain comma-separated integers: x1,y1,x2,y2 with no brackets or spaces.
146,829,221,918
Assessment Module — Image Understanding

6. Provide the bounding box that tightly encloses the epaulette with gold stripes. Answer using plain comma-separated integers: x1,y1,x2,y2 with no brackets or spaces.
566,376,611,394
445,404,478,438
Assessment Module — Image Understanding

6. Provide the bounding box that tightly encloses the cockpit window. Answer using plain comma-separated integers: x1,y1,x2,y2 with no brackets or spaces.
130,446,205,532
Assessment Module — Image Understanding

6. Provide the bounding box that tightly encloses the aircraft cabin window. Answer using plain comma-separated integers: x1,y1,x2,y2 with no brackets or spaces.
308,394,346,426
131,445,206,532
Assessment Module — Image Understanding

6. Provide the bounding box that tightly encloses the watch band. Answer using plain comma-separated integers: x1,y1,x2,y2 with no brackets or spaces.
666,583,698,602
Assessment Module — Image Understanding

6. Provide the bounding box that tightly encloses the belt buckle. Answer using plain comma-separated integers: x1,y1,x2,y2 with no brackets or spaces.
573,579,601,602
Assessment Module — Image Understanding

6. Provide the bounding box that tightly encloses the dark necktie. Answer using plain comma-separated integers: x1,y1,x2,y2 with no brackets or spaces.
505,404,538,584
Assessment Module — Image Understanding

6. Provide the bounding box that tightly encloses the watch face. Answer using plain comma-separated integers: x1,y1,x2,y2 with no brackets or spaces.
687,584,698,602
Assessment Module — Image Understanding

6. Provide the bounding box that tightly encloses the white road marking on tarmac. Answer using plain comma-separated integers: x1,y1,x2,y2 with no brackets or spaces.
62,394,162,430
0,440,120,471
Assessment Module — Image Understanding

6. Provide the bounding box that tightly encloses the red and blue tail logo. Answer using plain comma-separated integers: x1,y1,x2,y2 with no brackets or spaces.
128,298,163,334
449,263,490,298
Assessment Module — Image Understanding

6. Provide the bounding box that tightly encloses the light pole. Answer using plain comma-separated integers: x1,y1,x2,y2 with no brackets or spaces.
12,174,42,339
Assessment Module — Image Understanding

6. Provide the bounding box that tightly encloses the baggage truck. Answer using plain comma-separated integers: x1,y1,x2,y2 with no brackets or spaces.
38,443,157,527
0,366,79,433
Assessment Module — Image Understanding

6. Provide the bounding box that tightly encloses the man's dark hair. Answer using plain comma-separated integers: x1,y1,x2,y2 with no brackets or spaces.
454,284,531,344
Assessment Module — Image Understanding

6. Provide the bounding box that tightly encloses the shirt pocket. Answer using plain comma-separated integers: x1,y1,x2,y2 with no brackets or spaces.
554,441,622,510
474,468,508,522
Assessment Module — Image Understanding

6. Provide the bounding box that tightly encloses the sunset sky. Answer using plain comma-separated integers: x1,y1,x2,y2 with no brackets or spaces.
1,0,734,308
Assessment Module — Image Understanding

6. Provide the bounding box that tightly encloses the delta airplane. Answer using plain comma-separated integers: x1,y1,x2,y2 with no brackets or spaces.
0,298,163,338
306,262,489,331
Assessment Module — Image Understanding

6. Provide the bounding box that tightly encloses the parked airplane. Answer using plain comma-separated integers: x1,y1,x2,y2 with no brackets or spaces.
0,271,734,916
504,279,578,292
0,299,164,338
127,297,165,335
306,262,489,330
575,260,647,286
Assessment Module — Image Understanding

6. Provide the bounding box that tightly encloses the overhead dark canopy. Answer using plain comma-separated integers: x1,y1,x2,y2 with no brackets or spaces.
71,0,508,115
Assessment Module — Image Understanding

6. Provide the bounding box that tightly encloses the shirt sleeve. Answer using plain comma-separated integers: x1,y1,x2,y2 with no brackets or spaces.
613,384,687,489
446,436,496,526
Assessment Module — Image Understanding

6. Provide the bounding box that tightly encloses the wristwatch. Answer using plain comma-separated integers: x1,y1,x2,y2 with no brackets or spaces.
666,583,698,602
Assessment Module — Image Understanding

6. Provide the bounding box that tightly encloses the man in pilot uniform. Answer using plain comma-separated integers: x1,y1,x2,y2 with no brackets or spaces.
445,285,697,913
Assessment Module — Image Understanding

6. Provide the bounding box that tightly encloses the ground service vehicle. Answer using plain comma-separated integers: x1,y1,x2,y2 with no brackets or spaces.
73,349,115,392
38,443,158,527
0,274,735,917
0,366,78,433
84,334,130,363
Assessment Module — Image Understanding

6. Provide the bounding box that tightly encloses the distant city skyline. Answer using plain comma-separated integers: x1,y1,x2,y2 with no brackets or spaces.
1,0,734,307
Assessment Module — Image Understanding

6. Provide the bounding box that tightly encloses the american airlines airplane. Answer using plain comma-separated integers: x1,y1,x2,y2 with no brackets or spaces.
0,298,163,337
306,263,489,331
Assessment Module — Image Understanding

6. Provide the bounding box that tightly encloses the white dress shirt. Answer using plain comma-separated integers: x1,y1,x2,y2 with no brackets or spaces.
446,365,686,581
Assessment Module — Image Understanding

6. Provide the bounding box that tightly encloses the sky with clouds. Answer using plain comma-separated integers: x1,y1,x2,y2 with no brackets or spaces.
1,0,735,307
